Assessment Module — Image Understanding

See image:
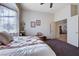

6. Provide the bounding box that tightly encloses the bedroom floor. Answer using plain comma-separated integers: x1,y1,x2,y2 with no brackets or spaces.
45,39,79,56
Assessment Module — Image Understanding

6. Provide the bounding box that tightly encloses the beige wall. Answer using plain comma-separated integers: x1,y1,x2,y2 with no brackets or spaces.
71,5,78,16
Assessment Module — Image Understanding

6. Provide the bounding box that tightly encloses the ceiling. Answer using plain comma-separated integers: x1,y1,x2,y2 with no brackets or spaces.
21,3,70,13
1,3,18,11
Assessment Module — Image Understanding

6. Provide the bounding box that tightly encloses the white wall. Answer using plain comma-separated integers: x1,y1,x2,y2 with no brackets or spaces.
54,4,71,39
54,4,71,21
22,10,54,39
77,5,79,46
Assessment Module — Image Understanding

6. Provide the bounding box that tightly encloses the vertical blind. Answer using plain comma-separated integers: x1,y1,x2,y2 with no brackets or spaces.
0,5,18,33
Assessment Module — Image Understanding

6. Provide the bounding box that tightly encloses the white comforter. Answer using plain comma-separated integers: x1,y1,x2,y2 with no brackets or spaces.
0,36,56,56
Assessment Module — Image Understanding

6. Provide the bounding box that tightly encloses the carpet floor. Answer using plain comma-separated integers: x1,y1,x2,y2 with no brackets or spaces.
45,39,79,56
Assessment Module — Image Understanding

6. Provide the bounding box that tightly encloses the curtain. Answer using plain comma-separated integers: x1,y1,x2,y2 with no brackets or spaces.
0,5,18,34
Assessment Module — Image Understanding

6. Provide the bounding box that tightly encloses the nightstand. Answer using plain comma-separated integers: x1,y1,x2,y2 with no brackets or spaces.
19,31,26,36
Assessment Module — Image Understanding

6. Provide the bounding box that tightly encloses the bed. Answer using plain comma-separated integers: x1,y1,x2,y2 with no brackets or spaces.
0,36,56,56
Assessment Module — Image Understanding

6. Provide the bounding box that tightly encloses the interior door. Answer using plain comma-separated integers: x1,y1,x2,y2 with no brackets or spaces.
67,15,78,47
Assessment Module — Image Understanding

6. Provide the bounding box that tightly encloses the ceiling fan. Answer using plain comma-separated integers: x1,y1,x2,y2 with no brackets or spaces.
40,3,53,8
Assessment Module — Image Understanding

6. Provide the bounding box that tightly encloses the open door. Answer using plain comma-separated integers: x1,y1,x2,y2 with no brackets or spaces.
67,15,79,47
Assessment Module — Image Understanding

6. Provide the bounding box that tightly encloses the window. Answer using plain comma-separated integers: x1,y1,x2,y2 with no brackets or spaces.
0,5,18,33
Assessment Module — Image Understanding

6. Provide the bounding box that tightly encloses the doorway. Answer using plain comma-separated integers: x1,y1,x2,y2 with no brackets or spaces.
55,19,67,42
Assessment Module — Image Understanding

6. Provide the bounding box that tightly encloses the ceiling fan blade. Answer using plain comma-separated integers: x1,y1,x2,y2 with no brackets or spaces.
40,3,44,5
50,3,53,8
